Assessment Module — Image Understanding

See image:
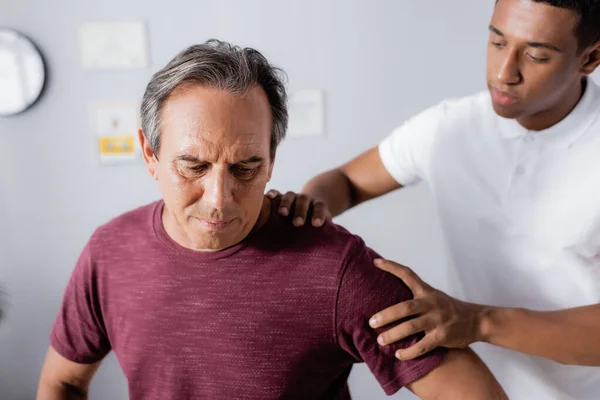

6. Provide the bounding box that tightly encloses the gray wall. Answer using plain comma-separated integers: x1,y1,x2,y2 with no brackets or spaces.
2,0,598,398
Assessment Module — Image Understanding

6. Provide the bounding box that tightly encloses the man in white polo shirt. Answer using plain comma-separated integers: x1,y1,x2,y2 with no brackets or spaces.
268,0,600,398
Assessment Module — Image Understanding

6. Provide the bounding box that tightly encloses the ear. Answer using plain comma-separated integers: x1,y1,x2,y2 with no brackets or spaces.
580,41,600,76
138,129,159,180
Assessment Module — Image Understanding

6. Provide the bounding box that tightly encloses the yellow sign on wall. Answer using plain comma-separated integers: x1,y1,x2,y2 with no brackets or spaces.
94,102,140,164
99,136,135,154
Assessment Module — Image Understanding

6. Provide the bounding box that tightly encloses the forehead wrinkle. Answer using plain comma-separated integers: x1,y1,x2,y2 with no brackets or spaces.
177,134,266,165
163,85,272,164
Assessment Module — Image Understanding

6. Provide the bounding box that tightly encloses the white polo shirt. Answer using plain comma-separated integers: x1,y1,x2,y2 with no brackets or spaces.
379,79,600,400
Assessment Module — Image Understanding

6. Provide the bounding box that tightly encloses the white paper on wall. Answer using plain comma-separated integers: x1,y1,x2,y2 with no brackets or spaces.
287,90,325,137
80,22,148,69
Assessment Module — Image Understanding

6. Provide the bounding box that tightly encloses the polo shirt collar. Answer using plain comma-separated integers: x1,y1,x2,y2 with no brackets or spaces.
496,78,600,148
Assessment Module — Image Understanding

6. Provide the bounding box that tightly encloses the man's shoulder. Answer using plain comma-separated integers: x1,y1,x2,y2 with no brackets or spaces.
393,91,492,138
268,212,368,263
89,201,160,249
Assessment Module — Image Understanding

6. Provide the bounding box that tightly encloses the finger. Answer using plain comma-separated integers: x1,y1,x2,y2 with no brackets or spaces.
266,189,280,199
373,259,430,296
292,194,311,226
395,330,443,361
376,316,434,347
311,202,329,227
369,299,427,329
278,191,297,216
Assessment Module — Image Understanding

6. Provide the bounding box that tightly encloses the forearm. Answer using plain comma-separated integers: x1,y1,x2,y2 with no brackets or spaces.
481,304,600,365
301,169,355,217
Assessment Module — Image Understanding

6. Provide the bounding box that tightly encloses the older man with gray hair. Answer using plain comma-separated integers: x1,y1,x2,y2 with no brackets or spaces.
36,40,506,400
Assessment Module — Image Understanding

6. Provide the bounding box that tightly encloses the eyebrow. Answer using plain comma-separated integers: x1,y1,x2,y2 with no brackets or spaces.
236,156,265,165
488,24,563,53
176,155,265,164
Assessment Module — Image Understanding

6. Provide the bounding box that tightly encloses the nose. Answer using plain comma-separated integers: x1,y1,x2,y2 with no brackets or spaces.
203,167,234,211
497,50,522,86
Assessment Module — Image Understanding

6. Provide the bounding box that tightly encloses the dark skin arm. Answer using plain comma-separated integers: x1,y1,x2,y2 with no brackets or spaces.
270,146,600,366
267,146,401,226
371,259,600,366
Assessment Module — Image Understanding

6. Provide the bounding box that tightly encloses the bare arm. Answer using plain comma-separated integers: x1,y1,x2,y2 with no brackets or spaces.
36,346,102,400
370,260,600,366
407,348,507,400
301,146,402,218
481,304,600,366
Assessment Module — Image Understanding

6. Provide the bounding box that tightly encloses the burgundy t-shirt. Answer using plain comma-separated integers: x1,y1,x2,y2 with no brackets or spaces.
50,200,446,399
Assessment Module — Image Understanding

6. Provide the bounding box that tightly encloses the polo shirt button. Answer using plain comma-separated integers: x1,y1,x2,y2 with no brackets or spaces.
516,165,526,175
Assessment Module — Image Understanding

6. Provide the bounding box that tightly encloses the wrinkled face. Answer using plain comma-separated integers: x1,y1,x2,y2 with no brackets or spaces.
140,84,274,251
486,0,594,120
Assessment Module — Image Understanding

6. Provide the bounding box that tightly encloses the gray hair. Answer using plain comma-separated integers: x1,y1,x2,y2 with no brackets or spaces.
141,39,288,159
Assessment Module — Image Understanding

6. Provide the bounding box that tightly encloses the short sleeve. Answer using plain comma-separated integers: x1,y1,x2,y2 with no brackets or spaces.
378,101,448,186
50,241,111,364
335,237,447,395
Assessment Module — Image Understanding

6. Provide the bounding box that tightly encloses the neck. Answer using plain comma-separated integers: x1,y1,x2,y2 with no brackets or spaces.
517,78,586,131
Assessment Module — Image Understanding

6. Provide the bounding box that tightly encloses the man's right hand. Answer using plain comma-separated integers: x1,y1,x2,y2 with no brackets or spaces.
266,190,331,227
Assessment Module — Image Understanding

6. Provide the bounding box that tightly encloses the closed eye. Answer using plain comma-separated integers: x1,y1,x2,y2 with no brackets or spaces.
230,165,259,179
178,162,209,178
526,54,549,63
189,164,208,172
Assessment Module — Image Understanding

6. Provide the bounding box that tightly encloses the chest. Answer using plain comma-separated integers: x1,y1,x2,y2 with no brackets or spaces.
433,128,600,247
99,257,342,390
430,129,600,307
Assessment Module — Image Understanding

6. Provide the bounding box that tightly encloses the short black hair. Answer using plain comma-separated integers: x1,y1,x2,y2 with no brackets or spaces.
497,0,600,51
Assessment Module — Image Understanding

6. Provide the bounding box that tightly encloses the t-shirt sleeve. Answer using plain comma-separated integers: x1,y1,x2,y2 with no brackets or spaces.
335,237,447,395
50,240,111,364
378,101,448,186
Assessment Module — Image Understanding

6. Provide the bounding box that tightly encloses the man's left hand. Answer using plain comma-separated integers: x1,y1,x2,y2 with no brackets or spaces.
369,259,488,360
